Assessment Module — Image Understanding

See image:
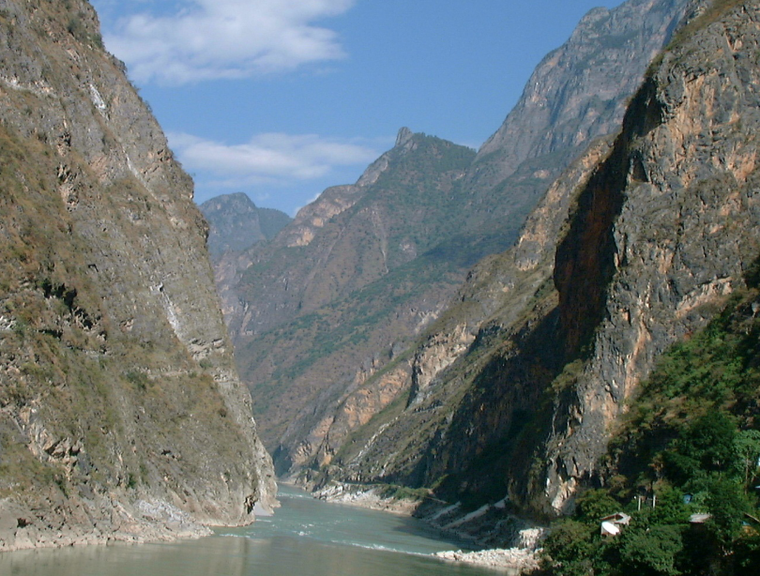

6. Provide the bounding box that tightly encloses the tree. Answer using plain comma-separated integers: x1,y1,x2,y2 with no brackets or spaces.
540,519,597,576
617,524,684,576
706,477,750,550
664,412,738,486
575,489,622,524
732,429,760,489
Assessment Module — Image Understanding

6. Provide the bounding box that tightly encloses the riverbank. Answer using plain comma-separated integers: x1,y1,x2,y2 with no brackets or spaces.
0,495,213,552
312,482,544,574
313,483,422,515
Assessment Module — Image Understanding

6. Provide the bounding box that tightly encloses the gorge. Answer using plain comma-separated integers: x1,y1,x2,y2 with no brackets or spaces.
205,0,760,564
207,0,695,511
1,0,760,573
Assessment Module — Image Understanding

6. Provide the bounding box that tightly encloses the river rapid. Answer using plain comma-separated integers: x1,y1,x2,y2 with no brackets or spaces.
0,485,513,575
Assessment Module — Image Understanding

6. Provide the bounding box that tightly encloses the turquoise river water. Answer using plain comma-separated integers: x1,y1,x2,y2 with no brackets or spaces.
0,485,510,575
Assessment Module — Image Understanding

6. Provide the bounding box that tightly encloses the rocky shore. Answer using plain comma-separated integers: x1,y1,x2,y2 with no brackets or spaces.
313,483,422,515
0,494,212,552
435,547,540,573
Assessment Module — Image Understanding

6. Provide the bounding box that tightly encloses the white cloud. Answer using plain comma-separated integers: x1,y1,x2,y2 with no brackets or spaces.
102,0,355,84
168,131,380,188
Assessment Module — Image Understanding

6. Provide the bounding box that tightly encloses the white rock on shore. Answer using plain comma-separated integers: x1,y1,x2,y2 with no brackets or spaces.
315,482,543,573
315,485,421,515
435,547,540,573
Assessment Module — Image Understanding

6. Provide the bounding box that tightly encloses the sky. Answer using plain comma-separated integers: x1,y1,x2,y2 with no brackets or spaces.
89,0,623,216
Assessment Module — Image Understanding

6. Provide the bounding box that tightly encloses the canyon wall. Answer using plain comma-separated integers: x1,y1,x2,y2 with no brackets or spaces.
0,0,275,550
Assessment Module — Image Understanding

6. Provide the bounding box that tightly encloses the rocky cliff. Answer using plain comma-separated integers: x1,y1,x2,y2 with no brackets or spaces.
460,0,689,233
212,0,692,485
0,0,275,550
543,0,760,514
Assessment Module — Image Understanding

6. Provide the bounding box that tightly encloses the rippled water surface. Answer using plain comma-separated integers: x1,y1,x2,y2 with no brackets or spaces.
0,486,509,575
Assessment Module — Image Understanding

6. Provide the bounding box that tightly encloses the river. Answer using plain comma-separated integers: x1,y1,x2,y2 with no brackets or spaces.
0,485,512,575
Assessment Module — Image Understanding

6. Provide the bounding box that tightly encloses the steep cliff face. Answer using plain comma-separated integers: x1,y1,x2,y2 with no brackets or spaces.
300,1,760,534
318,137,613,497
0,0,275,550
461,0,689,231
329,0,760,525
543,0,760,514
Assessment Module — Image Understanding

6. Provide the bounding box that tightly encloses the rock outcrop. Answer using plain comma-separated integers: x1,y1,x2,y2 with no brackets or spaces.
0,0,275,550
460,0,690,232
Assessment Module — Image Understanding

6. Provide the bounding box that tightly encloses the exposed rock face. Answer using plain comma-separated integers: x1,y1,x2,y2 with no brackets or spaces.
321,136,614,494
215,0,690,484
461,0,690,231
0,0,275,550
543,0,760,513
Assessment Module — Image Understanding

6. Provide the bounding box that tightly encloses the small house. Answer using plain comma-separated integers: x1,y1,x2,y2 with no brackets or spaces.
600,512,631,537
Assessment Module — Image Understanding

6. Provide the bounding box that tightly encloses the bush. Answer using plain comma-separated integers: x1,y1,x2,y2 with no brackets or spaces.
540,519,597,576
617,524,684,576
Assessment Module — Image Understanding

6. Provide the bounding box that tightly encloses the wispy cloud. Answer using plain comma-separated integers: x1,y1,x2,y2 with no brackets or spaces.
101,0,355,85
168,131,381,188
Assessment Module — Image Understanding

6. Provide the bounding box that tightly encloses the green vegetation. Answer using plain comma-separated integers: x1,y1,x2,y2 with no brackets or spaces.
538,276,760,575
377,483,431,502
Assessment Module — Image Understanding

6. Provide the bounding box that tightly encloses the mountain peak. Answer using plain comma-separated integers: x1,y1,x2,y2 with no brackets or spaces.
395,126,414,147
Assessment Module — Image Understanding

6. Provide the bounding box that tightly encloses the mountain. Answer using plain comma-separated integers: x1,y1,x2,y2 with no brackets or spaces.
230,132,479,457
209,0,693,485
0,0,275,550
199,193,291,259
219,131,477,341
460,0,689,233
313,0,760,543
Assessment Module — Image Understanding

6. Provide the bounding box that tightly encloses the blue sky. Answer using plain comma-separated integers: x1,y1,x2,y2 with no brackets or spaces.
90,0,622,216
